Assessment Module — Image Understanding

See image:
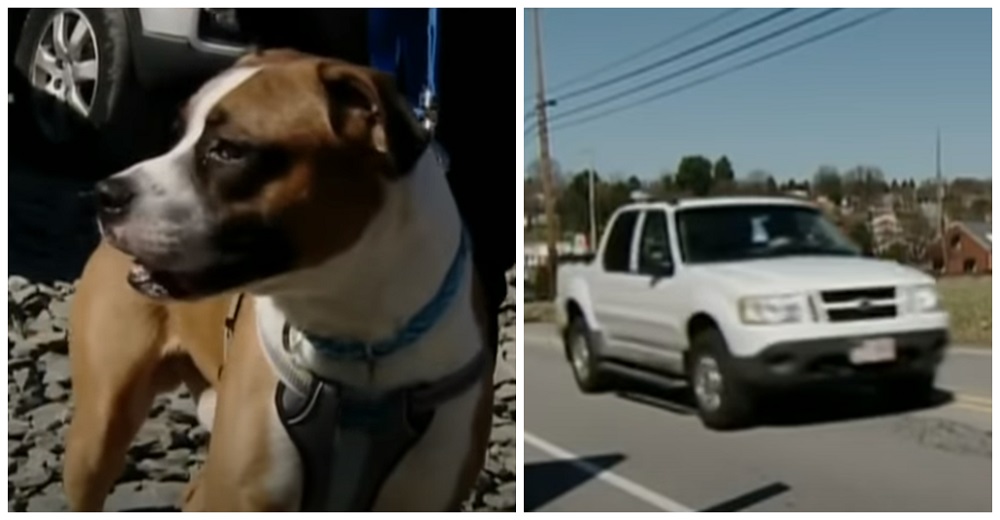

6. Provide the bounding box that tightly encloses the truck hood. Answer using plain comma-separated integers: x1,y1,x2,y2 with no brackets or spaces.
685,256,934,294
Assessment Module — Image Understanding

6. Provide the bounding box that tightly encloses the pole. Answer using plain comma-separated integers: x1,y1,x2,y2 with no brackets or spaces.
585,149,597,253
936,128,947,275
532,9,559,299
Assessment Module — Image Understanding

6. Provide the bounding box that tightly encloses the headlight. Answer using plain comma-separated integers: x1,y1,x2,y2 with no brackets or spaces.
906,284,941,313
738,294,812,325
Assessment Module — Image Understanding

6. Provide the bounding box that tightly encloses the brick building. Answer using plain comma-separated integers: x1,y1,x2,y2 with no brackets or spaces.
928,221,992,275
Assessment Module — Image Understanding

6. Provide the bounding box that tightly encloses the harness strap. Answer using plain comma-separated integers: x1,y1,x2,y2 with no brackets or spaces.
275,346,488,511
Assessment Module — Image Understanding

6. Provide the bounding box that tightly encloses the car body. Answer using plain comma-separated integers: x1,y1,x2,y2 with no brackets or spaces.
555,195,950,429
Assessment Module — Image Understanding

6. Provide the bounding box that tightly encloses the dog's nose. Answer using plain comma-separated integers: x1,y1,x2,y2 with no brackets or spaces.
95,177,136,221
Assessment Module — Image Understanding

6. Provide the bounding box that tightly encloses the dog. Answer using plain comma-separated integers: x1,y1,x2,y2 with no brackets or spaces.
64,49,495,511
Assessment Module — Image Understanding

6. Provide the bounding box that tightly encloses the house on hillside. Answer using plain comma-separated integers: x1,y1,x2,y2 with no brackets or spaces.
927,221,992,275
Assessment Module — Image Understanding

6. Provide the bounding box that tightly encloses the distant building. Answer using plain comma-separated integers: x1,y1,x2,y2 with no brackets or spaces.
928,221,992,275
870,208,903,251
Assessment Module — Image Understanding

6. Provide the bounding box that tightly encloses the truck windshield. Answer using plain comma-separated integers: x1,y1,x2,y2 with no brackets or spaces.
675,204,861,264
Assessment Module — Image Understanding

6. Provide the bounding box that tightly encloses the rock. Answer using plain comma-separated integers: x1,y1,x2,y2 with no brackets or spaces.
40,353,71,385
47,299,71,321
106,481,184,512
29,430,63,454
492,424,515,442
26,328,67,353
11,285,41,307
495,381,515,400
9,439,27,458
27,447,59,472
8,275,31,293
137,454,191,482
9,338,36,360
44,384,68,402
133,422,173,457
12,368,32,391
28,403,66,432
27,484,69,512
9,460,51,489
9,418,30,439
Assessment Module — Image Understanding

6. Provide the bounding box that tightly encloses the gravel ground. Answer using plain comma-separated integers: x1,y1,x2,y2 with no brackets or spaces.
7,271,516,512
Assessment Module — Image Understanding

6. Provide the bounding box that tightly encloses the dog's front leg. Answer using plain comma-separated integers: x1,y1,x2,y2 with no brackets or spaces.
183,308,302,512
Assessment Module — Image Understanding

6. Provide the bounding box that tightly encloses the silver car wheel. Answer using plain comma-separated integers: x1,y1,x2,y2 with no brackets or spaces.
693,356,724,412
29,9,100,122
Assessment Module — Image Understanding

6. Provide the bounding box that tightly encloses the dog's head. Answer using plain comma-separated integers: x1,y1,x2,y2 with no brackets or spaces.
96,49,429,300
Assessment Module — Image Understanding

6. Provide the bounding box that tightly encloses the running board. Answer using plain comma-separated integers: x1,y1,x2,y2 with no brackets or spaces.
600,361,688,390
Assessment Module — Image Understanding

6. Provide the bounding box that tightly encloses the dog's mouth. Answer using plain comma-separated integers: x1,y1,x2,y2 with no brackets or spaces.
128,261,207,300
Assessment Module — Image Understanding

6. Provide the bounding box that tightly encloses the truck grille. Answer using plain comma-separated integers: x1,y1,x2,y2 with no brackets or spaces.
819,287,897,322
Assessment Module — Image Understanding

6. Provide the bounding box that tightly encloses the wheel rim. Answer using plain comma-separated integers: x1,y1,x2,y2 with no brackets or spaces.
570,332,591,382
28,9,100,139
693,356,724,412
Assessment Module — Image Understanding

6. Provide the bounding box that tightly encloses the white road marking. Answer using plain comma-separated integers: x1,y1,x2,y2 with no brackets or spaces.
525,431,693,512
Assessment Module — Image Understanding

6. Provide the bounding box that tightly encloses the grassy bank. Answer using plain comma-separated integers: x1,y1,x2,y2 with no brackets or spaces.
524,276,991,347
938,276,991,347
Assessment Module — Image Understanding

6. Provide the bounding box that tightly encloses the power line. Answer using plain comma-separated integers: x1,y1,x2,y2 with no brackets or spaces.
545,8,743,97
548,8,843,126
549,9,894,134
555,8,797,103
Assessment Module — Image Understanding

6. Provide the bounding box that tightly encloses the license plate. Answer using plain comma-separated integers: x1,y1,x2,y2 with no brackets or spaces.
849,338,897,365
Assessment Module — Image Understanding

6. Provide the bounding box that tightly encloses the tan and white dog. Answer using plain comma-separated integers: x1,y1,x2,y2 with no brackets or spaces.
64,49,495,512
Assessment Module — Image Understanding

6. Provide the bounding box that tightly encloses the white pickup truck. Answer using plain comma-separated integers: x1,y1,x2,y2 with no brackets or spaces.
555,196,950,430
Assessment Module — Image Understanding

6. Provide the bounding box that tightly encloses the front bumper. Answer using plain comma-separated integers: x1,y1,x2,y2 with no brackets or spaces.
728,329,949,388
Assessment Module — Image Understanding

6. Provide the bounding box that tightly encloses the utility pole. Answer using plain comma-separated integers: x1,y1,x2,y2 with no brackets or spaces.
936,128,948,275
584,148,597,253
532,8,559,299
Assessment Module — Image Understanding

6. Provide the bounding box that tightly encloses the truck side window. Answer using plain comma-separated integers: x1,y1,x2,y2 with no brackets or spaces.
602,210,639,273
638,210,672,275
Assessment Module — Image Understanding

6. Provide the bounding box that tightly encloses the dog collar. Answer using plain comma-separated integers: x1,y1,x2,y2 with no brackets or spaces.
293,227,470,363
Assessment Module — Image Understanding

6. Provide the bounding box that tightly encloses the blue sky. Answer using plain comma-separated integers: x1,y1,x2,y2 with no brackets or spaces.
524,8,991,181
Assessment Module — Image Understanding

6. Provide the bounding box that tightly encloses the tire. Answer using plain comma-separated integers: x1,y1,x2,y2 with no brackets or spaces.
14,8,157,171
565,316,610,393
878,373,936,408
687,328,759,431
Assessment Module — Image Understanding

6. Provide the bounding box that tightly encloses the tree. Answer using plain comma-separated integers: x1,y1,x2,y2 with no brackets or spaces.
555,170,597,234
657,172,677,197
713,156,735,183
676,155,714,196
847,220,874,256
843,165,886,209
970,198,991,221
813,166,844,206
744,169,773,194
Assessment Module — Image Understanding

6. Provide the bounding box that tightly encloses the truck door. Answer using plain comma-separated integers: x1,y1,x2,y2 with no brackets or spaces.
631,208,686,374
589,208,640,358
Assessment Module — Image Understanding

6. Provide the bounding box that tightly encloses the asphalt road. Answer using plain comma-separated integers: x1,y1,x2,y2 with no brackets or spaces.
524,323,991,512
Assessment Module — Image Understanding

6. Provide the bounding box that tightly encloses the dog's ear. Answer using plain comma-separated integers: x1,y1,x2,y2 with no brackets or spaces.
318,62,428,177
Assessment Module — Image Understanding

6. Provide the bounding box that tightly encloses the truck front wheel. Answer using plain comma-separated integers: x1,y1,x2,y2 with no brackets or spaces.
688,328,759,431
566,316,610,393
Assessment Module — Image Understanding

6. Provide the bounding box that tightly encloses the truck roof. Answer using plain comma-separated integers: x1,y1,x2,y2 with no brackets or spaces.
616,195,817,213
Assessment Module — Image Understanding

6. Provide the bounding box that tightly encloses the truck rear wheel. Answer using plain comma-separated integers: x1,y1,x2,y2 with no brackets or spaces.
566,316,610,393
688,328,758,431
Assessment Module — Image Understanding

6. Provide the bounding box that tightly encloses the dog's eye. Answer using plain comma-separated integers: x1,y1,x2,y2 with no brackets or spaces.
207,139,248,163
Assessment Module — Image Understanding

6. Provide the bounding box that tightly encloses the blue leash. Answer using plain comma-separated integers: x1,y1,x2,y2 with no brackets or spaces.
367,8,438,130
